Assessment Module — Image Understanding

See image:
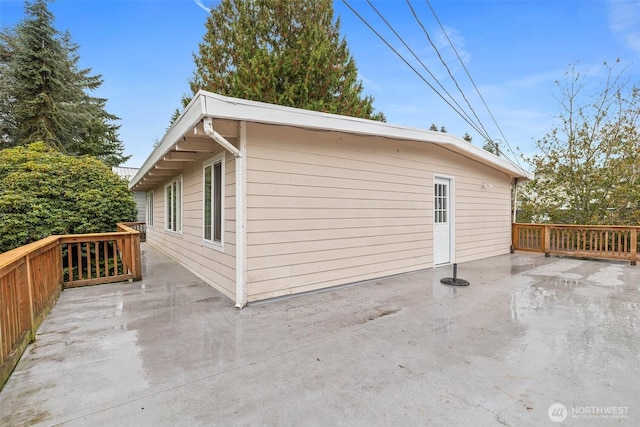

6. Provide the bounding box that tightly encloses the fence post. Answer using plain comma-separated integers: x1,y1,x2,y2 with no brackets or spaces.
57,240,63,286
25,254,36,340
511,223,517,253
544,225,551,257
131,233,142,281
631,228,637,266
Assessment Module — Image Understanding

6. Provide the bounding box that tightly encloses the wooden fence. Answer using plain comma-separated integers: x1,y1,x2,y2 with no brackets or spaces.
512,223,639,265
0,223,142,389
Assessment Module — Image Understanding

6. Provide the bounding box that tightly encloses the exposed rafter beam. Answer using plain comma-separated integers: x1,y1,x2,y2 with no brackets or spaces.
147,169,175,176
143,173,169,178
175,139,215,152
164,151,199,161
193,121,206,136
152,163,184,171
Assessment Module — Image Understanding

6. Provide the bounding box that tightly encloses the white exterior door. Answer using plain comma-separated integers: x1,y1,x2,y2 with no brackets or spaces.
434,177,451,265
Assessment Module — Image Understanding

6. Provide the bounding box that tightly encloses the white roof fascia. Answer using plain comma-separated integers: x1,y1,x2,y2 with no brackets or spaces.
131,90,531,189
199,91,531,179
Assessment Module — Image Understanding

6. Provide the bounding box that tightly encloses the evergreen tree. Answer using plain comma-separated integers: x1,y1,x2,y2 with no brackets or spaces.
186,0,384,121
0,0,128,166
463,132,472,142
482,140,498,155
0,30,17,148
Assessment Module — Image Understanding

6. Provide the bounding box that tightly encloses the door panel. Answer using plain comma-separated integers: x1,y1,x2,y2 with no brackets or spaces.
434,178,450,265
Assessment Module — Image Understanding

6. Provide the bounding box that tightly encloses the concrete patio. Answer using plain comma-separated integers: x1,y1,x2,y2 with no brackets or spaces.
1,243,639,426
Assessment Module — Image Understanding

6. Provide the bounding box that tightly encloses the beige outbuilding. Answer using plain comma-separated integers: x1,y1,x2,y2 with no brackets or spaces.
130,91,529,307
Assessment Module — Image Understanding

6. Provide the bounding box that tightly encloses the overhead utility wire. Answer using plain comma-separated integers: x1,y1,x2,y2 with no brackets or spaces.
342,0,488,138
406,0,493,143
364,0,487,140
345,0,524,171
425,0,524,169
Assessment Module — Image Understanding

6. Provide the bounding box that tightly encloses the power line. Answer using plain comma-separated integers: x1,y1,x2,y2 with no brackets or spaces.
425,0,524,169
343,0,524,171
342,0,489,138
364,0,487,140
406,0,493,143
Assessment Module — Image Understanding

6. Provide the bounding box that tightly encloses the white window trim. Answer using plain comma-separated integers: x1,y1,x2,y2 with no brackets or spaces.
146,191,154,227
202,152,225,250
164,175,183,235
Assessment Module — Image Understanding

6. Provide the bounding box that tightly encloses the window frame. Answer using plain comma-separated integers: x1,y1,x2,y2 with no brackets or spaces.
164,176,182,234
202,153,225,249
146,190,154,227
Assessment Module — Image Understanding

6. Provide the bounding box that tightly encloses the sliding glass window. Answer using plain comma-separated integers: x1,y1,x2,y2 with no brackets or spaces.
146,191,154,227
203,153,224,246
165,177,182,233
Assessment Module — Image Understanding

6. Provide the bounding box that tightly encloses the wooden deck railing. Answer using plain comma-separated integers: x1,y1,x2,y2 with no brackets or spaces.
61,223,141,288
0,223,142,389
512,223,639,265
120,221,146,242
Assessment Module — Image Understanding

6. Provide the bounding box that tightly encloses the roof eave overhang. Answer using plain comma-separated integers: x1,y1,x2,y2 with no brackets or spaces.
130,91,531,190
197,92,531,180
129,95,207,190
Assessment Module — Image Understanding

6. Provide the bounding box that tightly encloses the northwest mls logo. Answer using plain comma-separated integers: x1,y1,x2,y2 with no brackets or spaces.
548,403,567,422
548,403,630,422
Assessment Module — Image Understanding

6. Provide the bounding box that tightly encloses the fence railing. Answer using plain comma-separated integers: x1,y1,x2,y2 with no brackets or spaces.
120,221,146,242
0,223,142,389
512,223,639,265
61,223,141,288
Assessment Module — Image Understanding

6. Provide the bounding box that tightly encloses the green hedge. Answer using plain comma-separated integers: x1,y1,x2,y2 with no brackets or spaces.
0,142,137,253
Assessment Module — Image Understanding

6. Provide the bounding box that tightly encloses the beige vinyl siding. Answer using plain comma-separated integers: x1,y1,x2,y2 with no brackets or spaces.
144,148,237,301
245,124,430,301
445,157,512,263
245,124,513,300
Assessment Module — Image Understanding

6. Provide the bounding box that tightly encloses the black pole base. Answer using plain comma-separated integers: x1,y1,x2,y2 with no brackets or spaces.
440,277,470,286
440,263,470,286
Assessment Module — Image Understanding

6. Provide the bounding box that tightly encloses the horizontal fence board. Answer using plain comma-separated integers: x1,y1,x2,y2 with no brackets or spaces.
64,274,133,288
60,232,132,243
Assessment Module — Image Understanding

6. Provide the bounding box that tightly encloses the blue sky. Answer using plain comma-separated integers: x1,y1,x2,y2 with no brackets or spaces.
1,0,639,168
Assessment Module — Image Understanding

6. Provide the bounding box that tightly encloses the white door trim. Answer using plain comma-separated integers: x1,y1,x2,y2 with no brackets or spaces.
433,174,455,265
